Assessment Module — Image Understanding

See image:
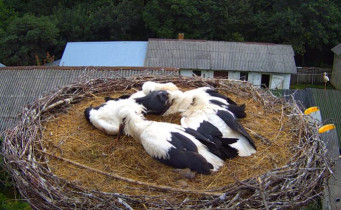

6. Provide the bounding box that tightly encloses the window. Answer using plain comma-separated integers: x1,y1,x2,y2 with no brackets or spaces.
240,72,248,81
193,70,201,77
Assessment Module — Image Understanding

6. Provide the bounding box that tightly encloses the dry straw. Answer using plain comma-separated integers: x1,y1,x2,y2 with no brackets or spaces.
2,75,333,209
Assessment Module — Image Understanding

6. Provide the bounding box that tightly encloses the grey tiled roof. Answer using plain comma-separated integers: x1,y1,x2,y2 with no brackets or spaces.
0,66,179,133
145,39,297,74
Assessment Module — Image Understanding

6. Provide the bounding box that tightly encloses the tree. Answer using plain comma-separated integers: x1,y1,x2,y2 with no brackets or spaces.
0,0,16,30
0,14,59,66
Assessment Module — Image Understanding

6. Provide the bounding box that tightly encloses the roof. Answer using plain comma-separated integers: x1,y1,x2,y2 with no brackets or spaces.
0,63,5,67
144,39,297,74
59,41,148,67
0,66,179,133
332,43,341,56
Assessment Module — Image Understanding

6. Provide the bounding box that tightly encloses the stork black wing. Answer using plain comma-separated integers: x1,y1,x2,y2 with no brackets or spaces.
104,94,131,102
205,88,237,105
216,110,256,149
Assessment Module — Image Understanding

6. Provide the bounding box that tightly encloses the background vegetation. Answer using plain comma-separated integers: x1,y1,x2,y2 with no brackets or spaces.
0,0,340,66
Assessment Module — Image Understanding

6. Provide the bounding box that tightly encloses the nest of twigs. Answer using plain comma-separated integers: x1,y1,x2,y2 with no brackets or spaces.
2,75,333,209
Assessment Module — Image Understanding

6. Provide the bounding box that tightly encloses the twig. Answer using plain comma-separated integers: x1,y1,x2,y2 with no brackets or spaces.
39,150,222,197
258,177,269,210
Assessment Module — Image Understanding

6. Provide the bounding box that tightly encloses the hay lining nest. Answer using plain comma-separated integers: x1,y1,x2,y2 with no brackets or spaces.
2,75,333,209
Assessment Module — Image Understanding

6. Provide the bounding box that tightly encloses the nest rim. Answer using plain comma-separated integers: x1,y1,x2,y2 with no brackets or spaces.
1,75,332,209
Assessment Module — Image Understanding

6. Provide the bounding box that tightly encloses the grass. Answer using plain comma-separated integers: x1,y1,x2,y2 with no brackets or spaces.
290,83,335,90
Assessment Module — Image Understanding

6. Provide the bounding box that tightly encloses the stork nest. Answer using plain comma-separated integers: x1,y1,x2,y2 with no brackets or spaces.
2,75,333,209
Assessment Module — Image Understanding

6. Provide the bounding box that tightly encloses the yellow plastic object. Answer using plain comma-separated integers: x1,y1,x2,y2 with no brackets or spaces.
318,124,336,134
304,107,319,115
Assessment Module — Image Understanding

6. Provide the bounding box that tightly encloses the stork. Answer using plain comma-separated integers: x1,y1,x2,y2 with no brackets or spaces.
180,92,256,157
142,81,179,95
116,103,225,174
163,87,247,119
323,72,329,90
85,90,170,135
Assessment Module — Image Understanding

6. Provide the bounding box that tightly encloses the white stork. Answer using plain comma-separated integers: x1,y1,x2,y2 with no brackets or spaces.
180,92,256,157
116,102,225,174
323,72,329,90
162,87,247,119
142,81,179,95
85,90,171,135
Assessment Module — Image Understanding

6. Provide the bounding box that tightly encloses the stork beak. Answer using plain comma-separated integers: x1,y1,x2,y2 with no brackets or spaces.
116,122,126,143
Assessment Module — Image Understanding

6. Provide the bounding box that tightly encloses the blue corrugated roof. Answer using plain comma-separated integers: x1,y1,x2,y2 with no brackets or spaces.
0,63,5,67
59,41,148,66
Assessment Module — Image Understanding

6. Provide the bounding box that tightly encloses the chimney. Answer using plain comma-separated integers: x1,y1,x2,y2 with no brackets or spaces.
178,33,184,40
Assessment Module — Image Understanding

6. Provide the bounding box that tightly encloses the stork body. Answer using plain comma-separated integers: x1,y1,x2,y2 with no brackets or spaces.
85,90,170,135
118,106,224,174
323,72,329,90
181,94,256,157
142,81,179,95
163,87,246,118
84,98,144,135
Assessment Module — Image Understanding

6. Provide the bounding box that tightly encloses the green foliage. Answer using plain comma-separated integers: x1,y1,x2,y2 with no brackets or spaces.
0,0,340,66
301,198,322,210
0,0,16,30
0,14,59,66
290,83,334,89
0,137,31,210
0,193,31,210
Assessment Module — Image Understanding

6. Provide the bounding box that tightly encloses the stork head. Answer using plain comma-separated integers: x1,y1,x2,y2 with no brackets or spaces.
142,81,178,95
142,81,158,94
84,105,93,122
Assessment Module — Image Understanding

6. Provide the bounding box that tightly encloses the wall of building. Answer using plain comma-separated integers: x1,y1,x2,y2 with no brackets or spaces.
331,55,341,90
180,69,291,89
248,73,262,87
228,71,240,80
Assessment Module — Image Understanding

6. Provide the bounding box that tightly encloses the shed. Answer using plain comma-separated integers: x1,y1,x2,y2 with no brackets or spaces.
331,43,341,90
59,41,148,67
0,63,5,67
144,39,297,89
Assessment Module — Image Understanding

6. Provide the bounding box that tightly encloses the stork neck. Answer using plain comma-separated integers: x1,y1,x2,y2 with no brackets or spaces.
124,113,149,140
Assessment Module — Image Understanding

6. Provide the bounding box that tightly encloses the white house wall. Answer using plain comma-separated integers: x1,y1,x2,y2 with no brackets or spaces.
180,69,291,89
248,73,262,87
180,69,193,77
228,71,240,80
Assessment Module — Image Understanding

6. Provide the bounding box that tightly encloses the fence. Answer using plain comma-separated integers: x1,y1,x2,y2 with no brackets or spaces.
291,67,332,85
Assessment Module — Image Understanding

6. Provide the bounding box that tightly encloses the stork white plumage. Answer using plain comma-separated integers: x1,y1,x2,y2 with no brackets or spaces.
142,81,179,95
162,87,247,119
84,98,144,135
85,90,171,135
323,72,329,90
116,102,225,174
180,93,256,157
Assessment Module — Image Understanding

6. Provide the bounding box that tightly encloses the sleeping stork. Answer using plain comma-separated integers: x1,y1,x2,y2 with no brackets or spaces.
180,92,257,157
162,87,247,119
142,81,179,95
116,102,225,174
85,90,170,135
